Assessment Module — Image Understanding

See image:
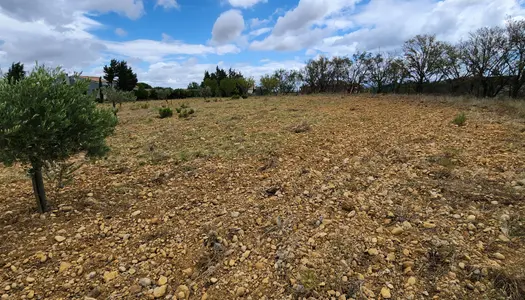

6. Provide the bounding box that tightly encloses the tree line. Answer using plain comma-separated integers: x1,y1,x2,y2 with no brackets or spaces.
256,18,525,99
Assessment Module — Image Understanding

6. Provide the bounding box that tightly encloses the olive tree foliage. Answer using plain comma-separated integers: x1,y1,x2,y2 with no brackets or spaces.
260,74,279,94
104,87,137,114
0,65,118,212
200,86,212,100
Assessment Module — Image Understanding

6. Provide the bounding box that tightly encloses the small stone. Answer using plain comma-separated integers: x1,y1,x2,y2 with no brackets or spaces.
103,271,118,282
493,253,505,260
59,261,72,273
88,286,102,298
367,248,379,256
139,278,152,287
153,285,167,298
467,215,476,222
231,211,240,218
391,227,404,235
147,192,153,197
210,278,218,284
118,266,126,272
27,290,35,299
87,192,94,197
175,285,189,298
467,223,476,231
498,234,510,242
458,262,466,269
182,268,193,277
255,262,264,269
235,287,246,297
407,277,416,285
54,236,66,242
262,277,269,284
26,277,35,283
381,287,392,299
423,222,436,229
129,285,141,294
177,291,186,299
201,292,209,300
131,210,141,217
158,275,168,285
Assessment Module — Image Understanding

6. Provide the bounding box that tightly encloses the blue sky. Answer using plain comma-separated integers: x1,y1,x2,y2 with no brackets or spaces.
1,0,525,87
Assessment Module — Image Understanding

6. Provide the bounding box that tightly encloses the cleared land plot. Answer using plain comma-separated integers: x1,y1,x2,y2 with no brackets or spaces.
1,95,525,299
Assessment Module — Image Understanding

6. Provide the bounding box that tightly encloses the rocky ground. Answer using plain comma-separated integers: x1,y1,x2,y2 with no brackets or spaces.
1,95,524,300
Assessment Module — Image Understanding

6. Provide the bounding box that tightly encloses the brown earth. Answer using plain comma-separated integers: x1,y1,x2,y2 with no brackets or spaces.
1,95,525,300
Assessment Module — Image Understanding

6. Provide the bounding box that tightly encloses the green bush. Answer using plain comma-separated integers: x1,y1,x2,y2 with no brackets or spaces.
452,112,467,126
242,95,249,99
0,65,118,212
231,94,240,100
175,104,195,119
159,107,173,118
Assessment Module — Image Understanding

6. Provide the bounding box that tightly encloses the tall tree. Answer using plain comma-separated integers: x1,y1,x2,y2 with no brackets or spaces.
103,59,118,87
220,78,237,96
366,53,392,93
0,65,118,212
349,51,372,93
403,34,446,93
5,62,25,84
260,75,279,95
188,82,200,90
461,26,509,97
103,59,138,91
506,18,525,98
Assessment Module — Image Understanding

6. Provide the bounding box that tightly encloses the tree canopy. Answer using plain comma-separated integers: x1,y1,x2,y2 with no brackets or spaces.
0,65,118,212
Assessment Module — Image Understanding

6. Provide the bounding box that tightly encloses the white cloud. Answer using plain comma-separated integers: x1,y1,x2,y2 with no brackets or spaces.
250,0,525,54
211,9,245,45
115,28,127,36
228,0,267,9
0,0,145,25
249,27,271,37
104,39,240,63
249,17,270,29
156,0,180,10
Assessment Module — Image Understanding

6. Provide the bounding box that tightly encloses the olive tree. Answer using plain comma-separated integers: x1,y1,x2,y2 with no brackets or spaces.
0,65,118,212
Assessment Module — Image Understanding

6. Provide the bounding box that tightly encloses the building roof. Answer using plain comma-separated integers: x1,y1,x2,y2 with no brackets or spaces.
78,76,107,83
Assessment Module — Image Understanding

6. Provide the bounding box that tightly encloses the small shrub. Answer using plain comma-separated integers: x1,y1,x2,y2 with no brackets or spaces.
175,104,195,119
159,107,173,118
452,112,467,126
231,94,240,100
288,121,311,133
242,95,249,99
141,103,150,109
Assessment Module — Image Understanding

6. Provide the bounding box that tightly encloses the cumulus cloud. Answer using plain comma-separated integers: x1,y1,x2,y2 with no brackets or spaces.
249,17,270,28
228,0,267,9
0,0,145,25
115,28,127,36
250,0,525,54
249,27,271,37
211,10,245,44
156,0,180,10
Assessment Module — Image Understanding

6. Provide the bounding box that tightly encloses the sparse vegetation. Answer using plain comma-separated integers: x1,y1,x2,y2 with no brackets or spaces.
452,112,467,126
1,95,524,299
158,107,173,118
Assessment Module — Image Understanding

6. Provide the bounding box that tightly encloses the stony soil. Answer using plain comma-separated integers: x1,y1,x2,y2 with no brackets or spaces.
1,95,524,300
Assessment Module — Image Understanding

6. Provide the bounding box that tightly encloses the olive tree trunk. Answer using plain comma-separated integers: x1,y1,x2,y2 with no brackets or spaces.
31,166,48,213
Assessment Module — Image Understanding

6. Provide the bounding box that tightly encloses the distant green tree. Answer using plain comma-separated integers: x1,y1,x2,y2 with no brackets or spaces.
5,62,25,84
187,82,200,90
104,87,137,114
103,59,138,91
149,89,158,100
137,82,152,89
0,65,118,212
203,78,219,97
134,85,149,100
260,75,279,94
220,78,237,96
200,86,212,100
